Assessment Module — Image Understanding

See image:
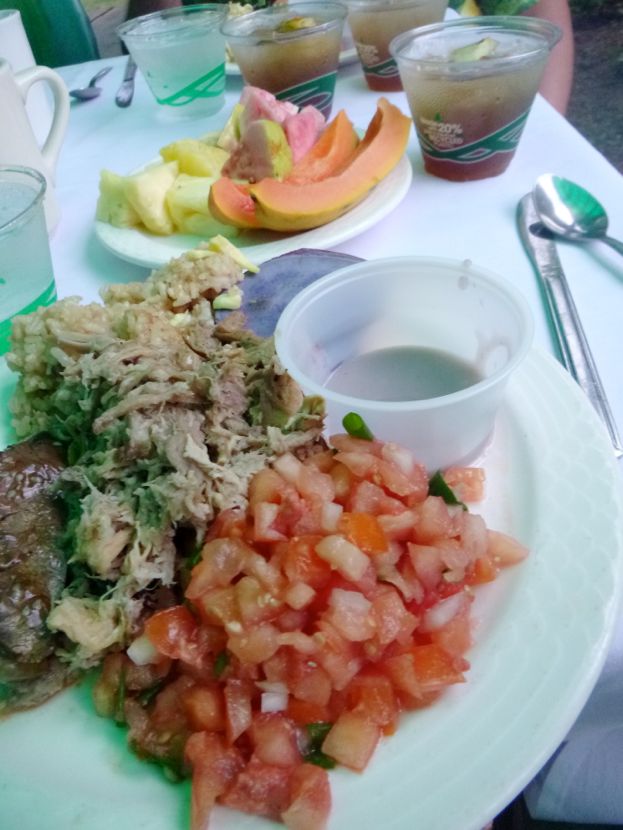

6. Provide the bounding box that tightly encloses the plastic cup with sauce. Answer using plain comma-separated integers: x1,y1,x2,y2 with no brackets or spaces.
275,256,533,472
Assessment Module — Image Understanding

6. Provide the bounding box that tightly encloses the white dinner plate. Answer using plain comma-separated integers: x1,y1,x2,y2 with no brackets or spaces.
1,341,622,830
94,152,412,270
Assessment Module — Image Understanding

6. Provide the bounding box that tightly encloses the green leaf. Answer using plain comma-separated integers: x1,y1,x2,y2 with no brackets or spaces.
428,471,468,511
213,650,230,678
342,412,374,441
303,722,336,769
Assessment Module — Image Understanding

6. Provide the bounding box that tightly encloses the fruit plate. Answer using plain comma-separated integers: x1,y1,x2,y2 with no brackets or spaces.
1,246,623,829
94,151,412,270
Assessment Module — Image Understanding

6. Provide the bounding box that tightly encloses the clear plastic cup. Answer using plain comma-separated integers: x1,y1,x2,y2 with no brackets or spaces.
345,0,447,91
275,256,533,471
390,16,561,180
222,2,347,119
0,165,56,355
117,4,228,119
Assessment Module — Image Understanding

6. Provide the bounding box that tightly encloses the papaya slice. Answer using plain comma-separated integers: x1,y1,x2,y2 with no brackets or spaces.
248,98,411,232
208,178,259,229
286,110,360,185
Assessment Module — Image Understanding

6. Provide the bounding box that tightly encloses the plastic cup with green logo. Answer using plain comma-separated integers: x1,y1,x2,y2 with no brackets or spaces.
117,4,228,119
345,0,447,92
390,16,561,181
222,2,347,120
0,166,56,355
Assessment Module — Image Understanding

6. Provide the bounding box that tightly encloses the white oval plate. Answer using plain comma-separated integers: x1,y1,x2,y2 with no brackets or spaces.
94,152,412,270
1,345,622,830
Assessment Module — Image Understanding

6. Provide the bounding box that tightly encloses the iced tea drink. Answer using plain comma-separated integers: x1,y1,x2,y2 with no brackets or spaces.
346,0,447,91
391,17,561,180
222,3,347,119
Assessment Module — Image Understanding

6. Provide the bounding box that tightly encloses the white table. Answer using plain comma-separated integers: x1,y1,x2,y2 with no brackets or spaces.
47,55,623,825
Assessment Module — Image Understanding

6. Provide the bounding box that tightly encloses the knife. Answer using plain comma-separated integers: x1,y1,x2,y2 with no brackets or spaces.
517,193,622,458
115,56,137,108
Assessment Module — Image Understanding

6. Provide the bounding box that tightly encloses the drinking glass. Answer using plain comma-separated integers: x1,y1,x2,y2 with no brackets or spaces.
117,4,228,119
0,166,56,355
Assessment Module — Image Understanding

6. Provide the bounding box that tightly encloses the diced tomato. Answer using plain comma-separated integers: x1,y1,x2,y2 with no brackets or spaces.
254,501,289,542
315,534,370,582
144,606,198,660
204,506,247,542
385,644,468,699
228,623,281,665
251,713,301,767
333,450,378,478
487,529,529,565
329,461,353,504
183,683,226,732
329,434,383,455
376,510,418,542
466,554,499,585
249,467,289,507
314,620,362,691
128,433,529,830
460,512,489,562
221,755,294,820
224,678,254,743
282,763,332,830
443,466,486,502
412,496,461,544
185,732,244,830
287,651,332,706
345,671,399,730
282,535,332,589
323,588,375,642
370,586,418,648
235,575,283,625
186,537,250,598
407,543,445,590
338,512,388,555
321,711,380,772
429,605,473,657
348,480,405,516
286,698,331,726
194,586,239,627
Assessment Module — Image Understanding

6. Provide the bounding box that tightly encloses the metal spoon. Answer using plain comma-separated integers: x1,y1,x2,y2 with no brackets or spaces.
533,174,623,256
69,66,113,102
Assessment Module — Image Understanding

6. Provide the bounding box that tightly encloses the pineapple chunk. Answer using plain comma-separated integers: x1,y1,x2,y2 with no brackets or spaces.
166,174,240,238
160,138,229,177
124,161,178,235
95,170,140,228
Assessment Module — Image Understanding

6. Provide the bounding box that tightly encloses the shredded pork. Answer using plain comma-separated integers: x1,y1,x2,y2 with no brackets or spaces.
7,243,324,668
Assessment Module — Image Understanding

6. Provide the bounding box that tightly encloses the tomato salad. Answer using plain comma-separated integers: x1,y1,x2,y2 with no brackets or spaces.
94,433,527,830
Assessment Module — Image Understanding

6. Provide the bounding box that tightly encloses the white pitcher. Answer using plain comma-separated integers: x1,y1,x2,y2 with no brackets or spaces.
0,57,69,232
0,9,53,145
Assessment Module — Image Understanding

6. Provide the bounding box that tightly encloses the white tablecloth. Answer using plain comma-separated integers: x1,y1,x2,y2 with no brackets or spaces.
49,55,623,825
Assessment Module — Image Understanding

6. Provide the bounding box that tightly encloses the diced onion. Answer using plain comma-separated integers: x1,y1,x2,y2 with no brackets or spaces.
261,691,288,713
321,501,343,533
420,592,467,632
127,634,160,665
256,680,288,694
